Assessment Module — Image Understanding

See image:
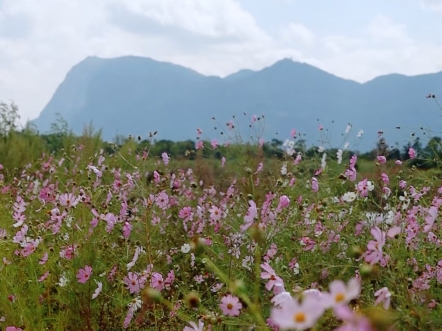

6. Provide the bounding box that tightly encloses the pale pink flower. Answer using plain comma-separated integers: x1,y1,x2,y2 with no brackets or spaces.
220,294,242,316
92,281,103,299
395,160,402,165
261,262,284,291
408,147,416,159
290,128,297,138
59,193,78,208
184,320,204,331
271,295,324,330
311,177,319,193
424,206,438,233
323,278,360,308
124,272,142,294
76,265,92,284
221,157,226,167
155,191,169,209
161,152,169,165
374,287,391,309
209,205,223,221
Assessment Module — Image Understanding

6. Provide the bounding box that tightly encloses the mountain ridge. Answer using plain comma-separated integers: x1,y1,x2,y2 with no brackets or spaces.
32,56,442,151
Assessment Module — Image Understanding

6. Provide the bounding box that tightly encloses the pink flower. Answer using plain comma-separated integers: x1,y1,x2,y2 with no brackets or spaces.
381,173,389,184
374,287,391,309
211,139,218,149
184,320,204,331
271,295,324,330
261,262,284,291
209,205,223,221
221,157,226,167
124,272,142,294
395,160,402,165
39,252,48,265
6,327,23,331
408,147,416,159
38,271,50,282
276,195,290,212
155,191,169,209
195,140,204,150
220,294,242,316
377,156,386,164
151,272,164,291
365,227,386,265
76,265,92,283
290,128,297,138
323,278,360,308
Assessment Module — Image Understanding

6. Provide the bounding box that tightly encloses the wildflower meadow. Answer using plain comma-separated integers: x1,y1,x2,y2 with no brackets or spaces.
1,99,442,331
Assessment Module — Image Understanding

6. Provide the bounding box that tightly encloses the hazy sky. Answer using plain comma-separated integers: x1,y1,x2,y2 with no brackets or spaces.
1,0,441,122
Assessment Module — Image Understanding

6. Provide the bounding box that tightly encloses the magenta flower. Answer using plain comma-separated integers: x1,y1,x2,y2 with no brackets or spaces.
408,147,417,159
76,265,92,284
220,294,242,316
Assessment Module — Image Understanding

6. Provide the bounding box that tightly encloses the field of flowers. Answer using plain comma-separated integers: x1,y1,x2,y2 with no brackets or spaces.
1,118,442,331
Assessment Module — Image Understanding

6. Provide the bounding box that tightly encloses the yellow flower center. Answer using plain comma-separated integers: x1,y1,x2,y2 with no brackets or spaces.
335,292,345,302
293,312,306,323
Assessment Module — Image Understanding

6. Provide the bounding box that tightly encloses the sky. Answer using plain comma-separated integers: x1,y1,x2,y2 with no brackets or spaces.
0,0,441,123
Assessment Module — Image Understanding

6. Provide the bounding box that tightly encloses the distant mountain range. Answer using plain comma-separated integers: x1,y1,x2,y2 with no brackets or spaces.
32,56,442,152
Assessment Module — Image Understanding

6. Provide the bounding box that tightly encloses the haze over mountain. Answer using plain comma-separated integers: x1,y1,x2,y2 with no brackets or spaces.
32,56,442,151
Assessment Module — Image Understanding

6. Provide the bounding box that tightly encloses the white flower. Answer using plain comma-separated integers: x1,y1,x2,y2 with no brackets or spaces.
367,181,375,191
342,192,357,203
281,162,288,176
181,243,191,254
336,149,343,164
128,297,142,312
357,130,364,138
292,262,300,275
57,272,69,287
345,124,352,133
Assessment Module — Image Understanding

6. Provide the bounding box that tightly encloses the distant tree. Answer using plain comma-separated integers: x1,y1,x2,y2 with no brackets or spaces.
0,101,20,137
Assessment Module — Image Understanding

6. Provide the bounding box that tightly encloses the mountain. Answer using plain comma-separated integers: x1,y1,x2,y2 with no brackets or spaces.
32,56,442,151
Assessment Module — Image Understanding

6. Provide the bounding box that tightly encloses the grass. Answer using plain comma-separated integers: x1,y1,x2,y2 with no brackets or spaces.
0,116,442,331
